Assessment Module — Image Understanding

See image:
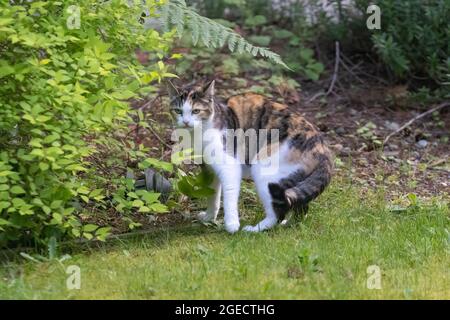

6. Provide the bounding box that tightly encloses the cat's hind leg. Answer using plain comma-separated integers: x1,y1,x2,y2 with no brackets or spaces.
242,167,280,232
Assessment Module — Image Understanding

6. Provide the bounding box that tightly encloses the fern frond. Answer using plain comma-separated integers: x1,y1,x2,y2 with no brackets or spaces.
186,12,200,45
160,0,290,69
227,34,237,52
170,4,184,37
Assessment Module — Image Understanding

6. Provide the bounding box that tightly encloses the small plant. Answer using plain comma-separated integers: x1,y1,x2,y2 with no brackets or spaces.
357,122,382,148
388,193,423,214
296,48,324,81
297,248,321,273
171,149,215,199
19,236,71,263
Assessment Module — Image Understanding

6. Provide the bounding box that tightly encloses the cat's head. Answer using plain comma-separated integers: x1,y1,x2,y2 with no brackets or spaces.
167,80,215,129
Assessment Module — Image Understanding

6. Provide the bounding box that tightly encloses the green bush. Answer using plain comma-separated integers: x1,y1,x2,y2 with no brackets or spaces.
0,0,176,248
323,0,449,84
366,0,449,83
191,0,449,86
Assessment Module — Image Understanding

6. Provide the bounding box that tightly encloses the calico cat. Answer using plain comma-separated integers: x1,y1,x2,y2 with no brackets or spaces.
168,80,332,233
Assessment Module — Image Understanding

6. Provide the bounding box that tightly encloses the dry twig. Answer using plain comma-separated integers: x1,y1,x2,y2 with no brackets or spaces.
383,102,449,145
148,120,172,149
307,41,340,104
326,41,340,96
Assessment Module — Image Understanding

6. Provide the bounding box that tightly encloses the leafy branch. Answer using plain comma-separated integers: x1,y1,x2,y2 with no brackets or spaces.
159,0,289,69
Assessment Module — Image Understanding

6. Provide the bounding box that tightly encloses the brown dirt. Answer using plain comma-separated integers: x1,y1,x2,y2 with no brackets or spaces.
302,86,449,201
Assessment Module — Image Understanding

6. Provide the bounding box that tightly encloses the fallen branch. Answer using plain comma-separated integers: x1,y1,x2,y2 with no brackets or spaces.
339,55,364,84
138,94,162,112
148,120,172,149
383,102,450,145
136,95,172,149
307,41,340,104
428,167,450,174
326,41,340,96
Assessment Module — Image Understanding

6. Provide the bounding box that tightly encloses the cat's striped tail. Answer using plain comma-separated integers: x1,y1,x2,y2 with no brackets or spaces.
268,156,332,220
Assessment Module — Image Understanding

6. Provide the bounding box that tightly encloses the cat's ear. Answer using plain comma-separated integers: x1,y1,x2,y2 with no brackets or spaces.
166,81,179,99
202,80,215,98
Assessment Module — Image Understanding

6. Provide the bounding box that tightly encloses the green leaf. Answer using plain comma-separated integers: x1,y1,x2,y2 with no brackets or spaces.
96,227,110,236
0,65,15,78
50,200,63,209
51,212,62,224
149,203,168,213
77,186,90,195
95,227,111,241
10,186,25,194
47,237,57,260
139,158,173,172
0,171,14,177
138,206,151,213
83,224,98,232
39,162,49,171
244,15,267,27
248,35,271,47
89,188,104,198
71,228,81,237
196,169,214,186
0,201,10,211
132,199,144,207
111,90,135,100
407,193,418,206
140,192,160,204
0,18,14,27
30,149,44,157
83,232,93,240
65,164,87,172
272,29,294,39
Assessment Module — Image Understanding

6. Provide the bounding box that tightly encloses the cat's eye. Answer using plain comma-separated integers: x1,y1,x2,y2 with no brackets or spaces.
172,109,182,114
192,109,201,114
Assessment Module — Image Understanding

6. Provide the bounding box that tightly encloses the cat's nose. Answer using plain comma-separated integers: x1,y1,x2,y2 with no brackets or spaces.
183,120,189,127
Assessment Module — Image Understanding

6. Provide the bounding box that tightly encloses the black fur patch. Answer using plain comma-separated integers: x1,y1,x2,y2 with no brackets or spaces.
268,183,290,221
256,102,270,129
290,133,323,152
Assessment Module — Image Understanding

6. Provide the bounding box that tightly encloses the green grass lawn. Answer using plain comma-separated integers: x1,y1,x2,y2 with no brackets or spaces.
1,181,449,299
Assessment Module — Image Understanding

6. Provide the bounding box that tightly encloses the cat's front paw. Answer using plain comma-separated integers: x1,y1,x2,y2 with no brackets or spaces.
196,211,216,223
224,221,240,234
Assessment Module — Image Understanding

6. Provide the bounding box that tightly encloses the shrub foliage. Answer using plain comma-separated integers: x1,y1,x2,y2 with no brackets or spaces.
0,0,177,247
366,0,449,82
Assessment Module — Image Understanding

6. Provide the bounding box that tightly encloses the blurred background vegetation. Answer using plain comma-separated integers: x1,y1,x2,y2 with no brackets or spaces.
178,0,449,94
